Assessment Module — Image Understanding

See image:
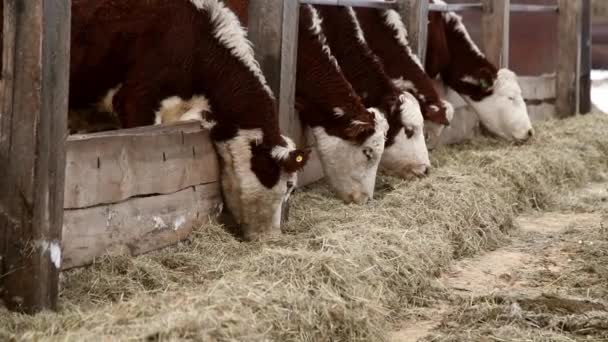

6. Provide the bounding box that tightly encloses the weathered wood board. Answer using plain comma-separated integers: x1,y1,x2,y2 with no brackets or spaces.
64,122,219,209
62,183,222,270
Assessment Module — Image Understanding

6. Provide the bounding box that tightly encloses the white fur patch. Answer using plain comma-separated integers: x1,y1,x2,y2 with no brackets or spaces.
154,95,216,129
461,75,480,86
214,128,297,240
97,84,122,113
306,5,339,68
311,109,388,204
333,107,345,117
270,135,297,161
189,0,274,97
382,9,423,68
346,7,367,44
392,78,418,93
464,68,533,141
380,92,430,178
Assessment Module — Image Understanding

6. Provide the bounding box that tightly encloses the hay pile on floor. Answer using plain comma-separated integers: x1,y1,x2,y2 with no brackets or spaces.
1,114,608,341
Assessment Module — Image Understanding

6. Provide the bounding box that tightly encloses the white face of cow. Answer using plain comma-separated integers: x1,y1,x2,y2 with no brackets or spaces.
381,92,431,178
312,109,388,204
214,130,305,241
424,100,454,150
465,69,534,142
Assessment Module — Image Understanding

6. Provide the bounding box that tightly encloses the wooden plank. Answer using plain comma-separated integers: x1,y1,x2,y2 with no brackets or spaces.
62,183,222,270
0,0,70,313
518,74,557,102
481,0,510,68
580,0,592,114
397,0,429,62
556,0,582,117
64,122,219,209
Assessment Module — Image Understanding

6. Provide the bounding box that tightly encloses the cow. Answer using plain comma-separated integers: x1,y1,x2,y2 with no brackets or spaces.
426,0,534,142
69,0,312,241
220,2,389,204
353,7,454,149
314,5,431,178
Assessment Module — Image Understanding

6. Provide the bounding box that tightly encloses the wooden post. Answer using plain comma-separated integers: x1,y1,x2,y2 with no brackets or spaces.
398,0,429,63
481,0,510,68
0,0,70,313
247,1,302,145
247,0,301,224
556,0,583,117
579,0,592,114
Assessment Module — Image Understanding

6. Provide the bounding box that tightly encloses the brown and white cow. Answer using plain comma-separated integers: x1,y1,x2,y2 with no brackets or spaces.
426,0,534,142
354,6,454,149
70,0,311,241
314,5,430,178
222,1,389,204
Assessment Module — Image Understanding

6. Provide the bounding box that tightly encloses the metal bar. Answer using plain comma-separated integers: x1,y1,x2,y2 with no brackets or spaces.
299,0,397,9
510,4,559,13
428,3,482,12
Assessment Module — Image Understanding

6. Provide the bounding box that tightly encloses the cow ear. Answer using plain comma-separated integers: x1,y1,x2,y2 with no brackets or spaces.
279,148,311,173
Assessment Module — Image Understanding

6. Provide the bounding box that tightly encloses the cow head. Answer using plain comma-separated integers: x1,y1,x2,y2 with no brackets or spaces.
381,92,431,178
153,96,311,241
463,69,534,142
312,108,388,204
423,100,454,150
215,131,310,241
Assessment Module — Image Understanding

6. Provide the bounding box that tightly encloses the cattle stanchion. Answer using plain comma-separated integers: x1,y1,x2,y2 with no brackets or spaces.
397,0,429,63
481,0,510,68
0,0,71,314
556,0,583,117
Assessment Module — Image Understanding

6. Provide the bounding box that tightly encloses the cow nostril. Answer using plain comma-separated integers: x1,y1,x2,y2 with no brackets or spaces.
424,167,431,176
286,181,294,189
527,129,534,138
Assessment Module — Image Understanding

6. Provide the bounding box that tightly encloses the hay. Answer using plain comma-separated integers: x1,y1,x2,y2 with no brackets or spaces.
2,114,608,341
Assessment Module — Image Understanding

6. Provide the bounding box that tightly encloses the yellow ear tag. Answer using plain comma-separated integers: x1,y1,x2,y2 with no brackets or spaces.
296,155,303,163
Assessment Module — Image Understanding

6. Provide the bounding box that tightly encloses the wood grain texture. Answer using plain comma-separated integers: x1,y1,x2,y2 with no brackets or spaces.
62,183,222,270
397,0,428,63
556,0,582,117
64,121,219,209
0,0,70,313
481,0,510,68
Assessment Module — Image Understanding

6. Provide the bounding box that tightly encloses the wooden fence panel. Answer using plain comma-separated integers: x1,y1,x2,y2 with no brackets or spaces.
481,0,510,68
556,0,583,117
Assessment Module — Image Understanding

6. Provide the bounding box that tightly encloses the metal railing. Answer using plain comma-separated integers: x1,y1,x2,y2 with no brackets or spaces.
427,2,559,13
299,0,396,9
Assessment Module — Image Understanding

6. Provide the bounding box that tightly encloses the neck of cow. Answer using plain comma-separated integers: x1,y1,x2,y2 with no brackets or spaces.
296,5,371,138
433,10,498,102
317,6,399,122
356,8,447,125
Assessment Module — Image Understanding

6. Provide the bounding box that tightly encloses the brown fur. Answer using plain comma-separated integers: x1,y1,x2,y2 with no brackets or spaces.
315,5,405,147
426,1,498,102
223,1,378,145
69,0,309,188
355,7,450,126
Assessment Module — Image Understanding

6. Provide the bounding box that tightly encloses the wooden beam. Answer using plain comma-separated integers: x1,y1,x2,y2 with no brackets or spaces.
0,0,70,313
579,0,592,114
64,122,219,209
397,0,429,62
556,0,583,117
247,0,302,145
481,0,510,68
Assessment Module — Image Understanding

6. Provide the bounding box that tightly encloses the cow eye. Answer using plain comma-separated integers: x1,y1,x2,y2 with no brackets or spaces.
363,146,374,161
404,126,415,139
